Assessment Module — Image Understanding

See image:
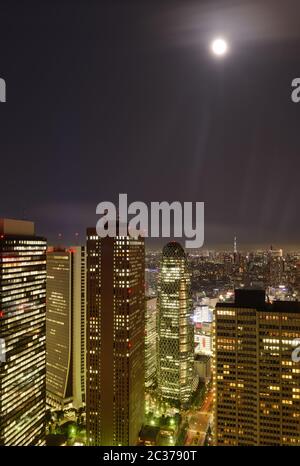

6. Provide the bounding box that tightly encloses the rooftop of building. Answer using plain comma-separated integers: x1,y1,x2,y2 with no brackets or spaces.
162,241,186,258
216,288,300,313
0,218,35,236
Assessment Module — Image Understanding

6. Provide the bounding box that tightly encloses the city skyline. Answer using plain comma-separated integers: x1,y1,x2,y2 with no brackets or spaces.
1,215,300,446
3,217,298,254
1,0,300,451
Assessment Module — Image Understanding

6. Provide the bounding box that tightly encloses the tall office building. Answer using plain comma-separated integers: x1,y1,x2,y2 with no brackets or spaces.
214,289,300,446
157,242,194,407
267,247,284,287
194,305,213,356
0,219,47,446
145,297,157,389
86,228,145,446
46,247,86,409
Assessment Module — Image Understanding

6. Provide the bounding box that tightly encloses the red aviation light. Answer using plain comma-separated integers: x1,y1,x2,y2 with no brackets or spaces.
0,311,4,318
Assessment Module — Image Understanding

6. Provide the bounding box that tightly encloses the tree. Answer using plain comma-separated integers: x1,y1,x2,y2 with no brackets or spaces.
45,409,52,425
56,410,64,424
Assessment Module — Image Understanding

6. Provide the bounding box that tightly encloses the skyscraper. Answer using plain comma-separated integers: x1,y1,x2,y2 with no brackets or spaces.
267,247,284,287
86,228,145,446
157,242,194,407
214,289,300,446
0,219,47,446
46,246,86,410
145,297,157,389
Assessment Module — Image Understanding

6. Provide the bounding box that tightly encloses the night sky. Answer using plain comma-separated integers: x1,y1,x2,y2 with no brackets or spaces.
1,0,300,249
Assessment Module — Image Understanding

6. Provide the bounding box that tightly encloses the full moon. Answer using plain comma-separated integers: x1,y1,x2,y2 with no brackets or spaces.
211,38,228,57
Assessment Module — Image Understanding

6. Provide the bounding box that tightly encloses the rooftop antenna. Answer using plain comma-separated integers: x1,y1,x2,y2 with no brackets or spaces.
58,232,63,250
21,208,27,221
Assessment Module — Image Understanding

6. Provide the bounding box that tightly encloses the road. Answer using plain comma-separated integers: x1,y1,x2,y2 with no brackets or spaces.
185,390,213,446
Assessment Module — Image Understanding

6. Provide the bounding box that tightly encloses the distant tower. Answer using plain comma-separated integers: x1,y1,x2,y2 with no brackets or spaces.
233,236,239,265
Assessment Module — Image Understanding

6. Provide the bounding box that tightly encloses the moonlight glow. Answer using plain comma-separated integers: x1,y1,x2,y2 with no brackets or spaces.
211,38,228,57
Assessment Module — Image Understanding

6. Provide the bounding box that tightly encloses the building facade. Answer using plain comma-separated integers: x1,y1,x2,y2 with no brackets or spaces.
86,229,145,446
145,297,157,389
194,305,213,356
214,289,300,446
157,242,194,407
46,247,86,409
0,219,47,445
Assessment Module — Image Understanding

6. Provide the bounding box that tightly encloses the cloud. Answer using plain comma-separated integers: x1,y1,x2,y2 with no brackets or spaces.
156,0,300,49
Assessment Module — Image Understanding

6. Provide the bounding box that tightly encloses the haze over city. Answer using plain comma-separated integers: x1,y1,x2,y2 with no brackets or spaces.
1,0,300,248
